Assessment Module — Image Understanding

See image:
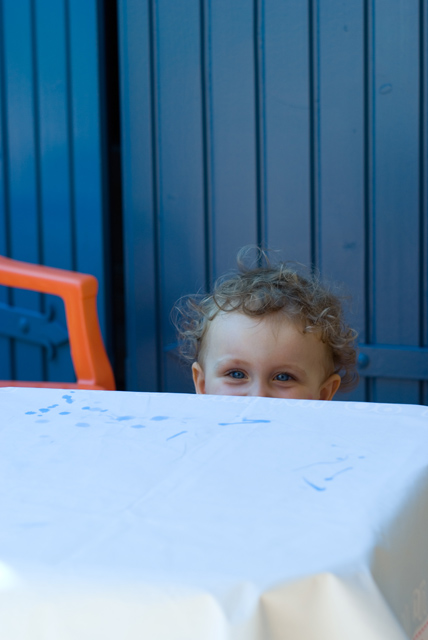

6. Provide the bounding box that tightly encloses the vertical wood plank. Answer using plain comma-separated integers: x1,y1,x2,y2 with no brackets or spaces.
317,1,366,401
35,0,74,381
2,0,44,381
421,0,428,406
155,0,205,392
209,0,258,278
263,0,311,266
118,0,160,391
0,2,13,379
67,0,108,337
372,0,420,404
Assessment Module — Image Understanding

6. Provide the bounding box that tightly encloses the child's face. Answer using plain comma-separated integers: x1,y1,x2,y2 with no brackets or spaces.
192,312,341,400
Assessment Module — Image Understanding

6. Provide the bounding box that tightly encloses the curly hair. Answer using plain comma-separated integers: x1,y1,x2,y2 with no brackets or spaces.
173,251,359,392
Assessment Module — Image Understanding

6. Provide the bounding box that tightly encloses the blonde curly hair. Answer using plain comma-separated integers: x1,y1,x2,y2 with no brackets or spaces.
173,251,359,392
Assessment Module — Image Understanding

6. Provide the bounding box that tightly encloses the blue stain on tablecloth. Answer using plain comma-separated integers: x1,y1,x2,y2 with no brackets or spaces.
303,478,326,492
166,431,187,441
325,467,353,481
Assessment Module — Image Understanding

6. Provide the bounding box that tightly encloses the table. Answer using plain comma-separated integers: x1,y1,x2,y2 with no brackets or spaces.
1,387,428,639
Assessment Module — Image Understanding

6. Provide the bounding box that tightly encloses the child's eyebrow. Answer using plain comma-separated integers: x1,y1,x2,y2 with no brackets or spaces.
213,357,249,370
274,364,307,379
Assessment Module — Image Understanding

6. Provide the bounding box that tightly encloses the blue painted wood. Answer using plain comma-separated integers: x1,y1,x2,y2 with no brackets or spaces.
3,0,45,382
263,0,311,266
118,0,160,392
0,0,109,384
371,0,421,404
155,0,205,393
209,0,258,278
358,345,428,379
119,0,428,404
67,0,108,336
35,0,74,381
423,0,428,407
0,3,12,379
317,1,366,402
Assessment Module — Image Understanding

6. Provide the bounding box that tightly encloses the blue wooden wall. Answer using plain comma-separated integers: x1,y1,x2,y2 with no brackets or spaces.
119,0,428,404
0,0,110,383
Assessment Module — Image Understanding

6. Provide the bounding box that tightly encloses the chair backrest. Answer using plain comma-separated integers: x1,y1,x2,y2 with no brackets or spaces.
0,256,115,390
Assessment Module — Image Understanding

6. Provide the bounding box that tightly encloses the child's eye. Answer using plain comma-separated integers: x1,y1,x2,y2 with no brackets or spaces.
274,373,293,382
227,370,246,379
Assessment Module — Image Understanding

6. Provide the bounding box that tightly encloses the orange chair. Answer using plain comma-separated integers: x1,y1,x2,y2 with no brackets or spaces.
0,256,115,390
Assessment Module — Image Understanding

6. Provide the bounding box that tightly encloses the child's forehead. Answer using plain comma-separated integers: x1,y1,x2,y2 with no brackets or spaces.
202,310,311,353
209,309,305,333
200,310,333,370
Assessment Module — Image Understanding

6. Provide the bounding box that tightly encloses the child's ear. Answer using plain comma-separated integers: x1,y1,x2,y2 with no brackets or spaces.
192,362,206,394
319,373,341,400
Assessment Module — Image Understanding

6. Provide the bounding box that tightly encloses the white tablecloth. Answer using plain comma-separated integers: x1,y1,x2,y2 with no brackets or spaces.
1,387,428,639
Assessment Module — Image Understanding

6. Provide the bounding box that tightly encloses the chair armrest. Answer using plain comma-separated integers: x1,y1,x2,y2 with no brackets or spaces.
0,257,115,390
0,255,97,297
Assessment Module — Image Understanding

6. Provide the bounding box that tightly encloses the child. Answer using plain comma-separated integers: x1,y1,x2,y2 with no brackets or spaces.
174,251,358,400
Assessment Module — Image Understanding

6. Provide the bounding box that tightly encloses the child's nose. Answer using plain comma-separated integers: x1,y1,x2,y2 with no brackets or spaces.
250,379,273,398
